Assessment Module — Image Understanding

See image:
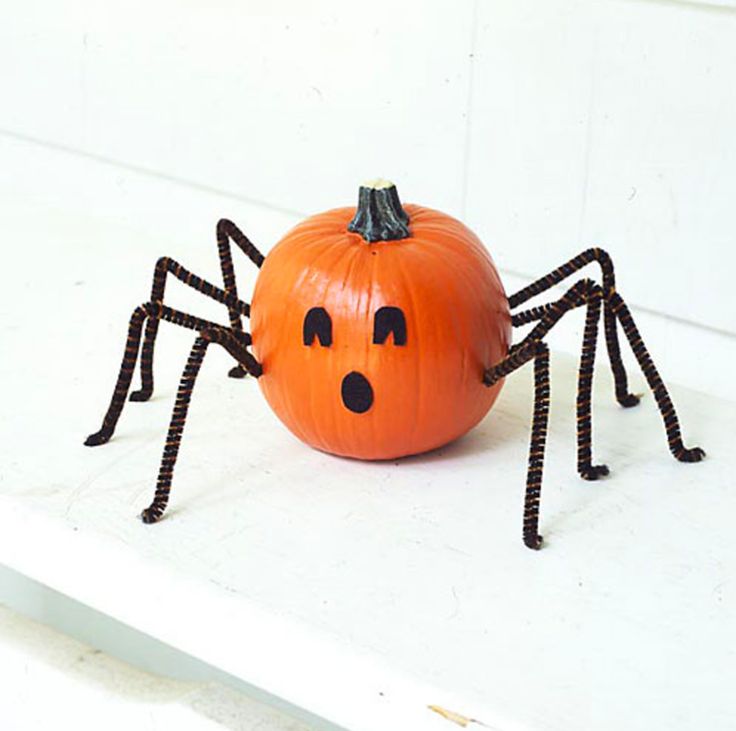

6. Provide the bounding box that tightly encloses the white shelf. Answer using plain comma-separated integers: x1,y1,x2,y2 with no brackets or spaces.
0,190,733,731
0,603,312,731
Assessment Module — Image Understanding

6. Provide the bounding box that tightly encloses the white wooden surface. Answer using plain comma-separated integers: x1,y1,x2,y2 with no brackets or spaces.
0,167,734,730
0,603,314,731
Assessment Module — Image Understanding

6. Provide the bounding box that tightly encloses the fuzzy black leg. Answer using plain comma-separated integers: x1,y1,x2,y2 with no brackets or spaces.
216,219,265,379
604,303,639,408
140,327,262,524
607,292,705,463
514,278,611,480
130,257,250,401
84,303,239,446
516,277,704,467
508,248,639,408
485,340,551,550
493,276,703,549
577,293,610,480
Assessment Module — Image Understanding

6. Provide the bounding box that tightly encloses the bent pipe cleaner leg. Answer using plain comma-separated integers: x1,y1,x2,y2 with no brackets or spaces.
216,219,265,379
516,278,610,482
84,303,250,447
607,291,705,463
525,279,706,464
508,248,639,408
484,340,551,550
494,277,704,548
141,327,262,524
576,290,609,480
520,277,705,465
132,257,251,402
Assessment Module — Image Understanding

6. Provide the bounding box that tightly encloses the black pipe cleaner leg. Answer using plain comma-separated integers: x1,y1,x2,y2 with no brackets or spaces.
484,339,551,550
132,316,160,402
514,278,612,480
216,219,265,378
130,257,251,402
607,291,705,463
84,305,147,446
576,291,610,480
140,327,262,524
84,303,232,446
508,248,640,408
489,275,704,548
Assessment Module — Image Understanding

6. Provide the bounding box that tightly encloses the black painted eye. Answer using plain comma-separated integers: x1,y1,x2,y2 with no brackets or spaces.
303,307,332,346
373,306,407,346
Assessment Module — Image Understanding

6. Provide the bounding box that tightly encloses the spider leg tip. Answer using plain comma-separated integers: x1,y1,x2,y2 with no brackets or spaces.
580,464,610,481
524,534,544,550
84,430,111,447
129,389,153,402
677,446,706,463
619,393,642,408
140,506,164,524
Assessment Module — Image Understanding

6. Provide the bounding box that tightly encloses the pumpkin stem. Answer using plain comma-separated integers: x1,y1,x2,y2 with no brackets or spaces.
348,180,410,242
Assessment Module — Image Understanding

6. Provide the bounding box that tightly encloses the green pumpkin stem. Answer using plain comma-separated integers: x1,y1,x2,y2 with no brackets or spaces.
348,180,411,243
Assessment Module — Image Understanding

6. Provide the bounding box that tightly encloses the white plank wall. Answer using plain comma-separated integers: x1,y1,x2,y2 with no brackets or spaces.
467,0,736,335
1,0,735,369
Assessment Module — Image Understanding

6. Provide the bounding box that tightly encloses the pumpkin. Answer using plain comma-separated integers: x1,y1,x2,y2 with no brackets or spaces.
250,180,511,460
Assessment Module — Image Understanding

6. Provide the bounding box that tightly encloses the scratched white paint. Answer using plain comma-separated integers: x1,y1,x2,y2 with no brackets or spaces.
0,605,314,731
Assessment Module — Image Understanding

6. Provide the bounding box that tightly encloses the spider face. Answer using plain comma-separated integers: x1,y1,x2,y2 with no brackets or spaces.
303,305,407,414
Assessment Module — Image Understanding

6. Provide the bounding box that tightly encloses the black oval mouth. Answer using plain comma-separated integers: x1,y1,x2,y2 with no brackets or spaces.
341,371,374,414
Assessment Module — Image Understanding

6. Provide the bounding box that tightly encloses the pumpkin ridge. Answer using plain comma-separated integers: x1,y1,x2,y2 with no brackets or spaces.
421,236,490,433
329,240,367,456
390,249,424,453
256,233,348,449
311,236,362,455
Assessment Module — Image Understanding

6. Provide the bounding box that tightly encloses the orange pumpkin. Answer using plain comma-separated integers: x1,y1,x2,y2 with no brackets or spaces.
250,180,511,459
